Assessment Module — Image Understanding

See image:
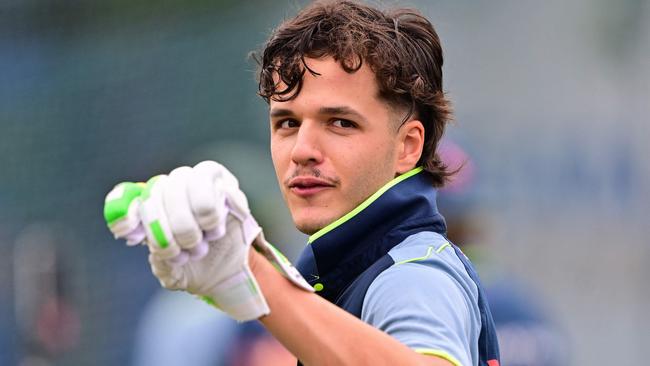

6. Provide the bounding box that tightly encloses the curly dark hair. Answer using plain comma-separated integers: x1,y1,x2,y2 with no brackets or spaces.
254,0,453,187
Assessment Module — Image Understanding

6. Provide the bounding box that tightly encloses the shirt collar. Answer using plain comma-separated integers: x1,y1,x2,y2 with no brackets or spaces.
295,167,447,302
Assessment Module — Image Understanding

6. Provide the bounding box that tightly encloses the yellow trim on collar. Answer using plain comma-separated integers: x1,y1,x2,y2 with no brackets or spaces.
308,167,424,244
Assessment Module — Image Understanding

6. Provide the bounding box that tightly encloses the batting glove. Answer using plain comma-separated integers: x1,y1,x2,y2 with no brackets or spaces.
103,161,312,321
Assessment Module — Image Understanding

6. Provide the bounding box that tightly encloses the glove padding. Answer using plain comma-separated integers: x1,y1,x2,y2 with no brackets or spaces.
104,161,312,321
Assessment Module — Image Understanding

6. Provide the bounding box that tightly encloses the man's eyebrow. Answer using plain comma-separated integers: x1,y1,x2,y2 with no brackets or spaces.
317,106,366,122
270,106,367,121
269,108,295,118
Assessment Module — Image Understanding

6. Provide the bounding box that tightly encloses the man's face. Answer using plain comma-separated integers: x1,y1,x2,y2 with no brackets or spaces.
269,57,401,234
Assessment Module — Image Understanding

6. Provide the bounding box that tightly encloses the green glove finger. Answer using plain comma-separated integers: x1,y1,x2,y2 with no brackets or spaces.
104,182,145,227
140,175,180,257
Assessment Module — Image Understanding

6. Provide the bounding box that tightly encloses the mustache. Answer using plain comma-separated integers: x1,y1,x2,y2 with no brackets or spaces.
283,168,340,186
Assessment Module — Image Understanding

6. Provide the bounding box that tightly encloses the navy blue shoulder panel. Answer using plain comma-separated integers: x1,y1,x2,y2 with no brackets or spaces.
296,255,394,366
339,243,501,366
335,254,395,315
296,245,500,366
451,245,501,365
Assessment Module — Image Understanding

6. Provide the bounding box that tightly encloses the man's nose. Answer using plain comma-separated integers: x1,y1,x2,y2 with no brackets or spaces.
290,121,323,166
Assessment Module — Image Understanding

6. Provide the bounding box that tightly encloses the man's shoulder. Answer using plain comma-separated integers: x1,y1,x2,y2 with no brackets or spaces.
387,232,465,270
380,231,480,305
387,231,449,260
360,231,482,366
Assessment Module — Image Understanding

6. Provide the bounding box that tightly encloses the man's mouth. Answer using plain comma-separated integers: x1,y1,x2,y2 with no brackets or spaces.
288,176,336,197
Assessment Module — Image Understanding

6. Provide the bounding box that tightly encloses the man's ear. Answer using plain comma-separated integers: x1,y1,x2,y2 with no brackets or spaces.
395,120,425,174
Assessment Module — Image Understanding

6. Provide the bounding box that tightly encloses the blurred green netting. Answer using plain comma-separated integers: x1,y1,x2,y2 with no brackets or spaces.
1,1,648,365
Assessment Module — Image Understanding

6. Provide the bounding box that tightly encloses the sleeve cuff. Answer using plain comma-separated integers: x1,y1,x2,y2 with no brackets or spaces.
414,348,464,366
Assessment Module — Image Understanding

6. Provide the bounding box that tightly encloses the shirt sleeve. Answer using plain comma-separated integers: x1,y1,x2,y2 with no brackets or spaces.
360,259,479,366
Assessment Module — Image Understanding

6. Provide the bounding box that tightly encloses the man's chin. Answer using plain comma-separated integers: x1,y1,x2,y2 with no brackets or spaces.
293,215,334,236
294,222,323,236
290,203,350,236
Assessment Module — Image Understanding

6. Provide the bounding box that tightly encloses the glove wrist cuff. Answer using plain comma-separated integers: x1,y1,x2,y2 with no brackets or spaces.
201,268,270,322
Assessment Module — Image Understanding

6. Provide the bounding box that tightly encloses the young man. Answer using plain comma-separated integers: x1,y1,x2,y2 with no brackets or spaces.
104,1,500,365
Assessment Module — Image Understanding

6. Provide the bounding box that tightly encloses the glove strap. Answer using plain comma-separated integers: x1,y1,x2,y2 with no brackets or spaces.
252,236,314,292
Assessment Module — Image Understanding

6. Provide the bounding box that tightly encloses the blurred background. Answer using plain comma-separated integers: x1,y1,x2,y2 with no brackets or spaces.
1,0,648,365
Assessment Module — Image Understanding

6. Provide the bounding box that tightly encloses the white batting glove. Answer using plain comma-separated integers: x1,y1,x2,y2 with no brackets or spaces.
103,161,312,321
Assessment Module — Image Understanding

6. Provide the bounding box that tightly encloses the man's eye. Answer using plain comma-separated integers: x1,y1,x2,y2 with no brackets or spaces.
332,119,355,128
278,119,299,129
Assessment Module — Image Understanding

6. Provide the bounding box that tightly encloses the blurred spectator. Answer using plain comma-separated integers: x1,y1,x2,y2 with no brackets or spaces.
132,290,237,366
227,322,295,366
13,224,82,366
132,290,294,366
438,139,568,366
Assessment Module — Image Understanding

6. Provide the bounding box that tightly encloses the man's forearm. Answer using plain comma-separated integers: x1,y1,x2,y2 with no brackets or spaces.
249,250,452,366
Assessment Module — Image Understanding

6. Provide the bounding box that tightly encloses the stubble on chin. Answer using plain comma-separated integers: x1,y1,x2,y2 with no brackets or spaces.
294,215,330,235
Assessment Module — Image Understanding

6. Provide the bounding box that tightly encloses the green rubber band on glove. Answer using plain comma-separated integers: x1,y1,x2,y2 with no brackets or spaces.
104,182,145,226
149,220,169,249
